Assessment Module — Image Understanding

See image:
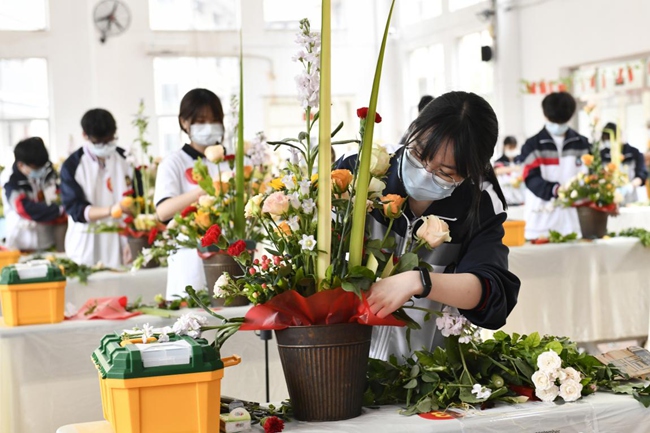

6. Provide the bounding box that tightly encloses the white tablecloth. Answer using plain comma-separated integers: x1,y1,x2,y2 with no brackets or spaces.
504,237,650,344
56,392,650,433
507,204,650,233
0,307,287,433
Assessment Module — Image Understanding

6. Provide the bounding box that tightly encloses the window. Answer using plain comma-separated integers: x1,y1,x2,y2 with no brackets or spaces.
457,30,493,97
263,0,345,30
152,57,239,155
408,44,445,116
0,0,48,30
448,0,485,12
399,0,442,26
0,58,50,166
149,0,238,31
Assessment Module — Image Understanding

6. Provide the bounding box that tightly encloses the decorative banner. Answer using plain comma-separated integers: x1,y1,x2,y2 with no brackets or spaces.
599,60,643,91
520,77,571,95
572,67,598,97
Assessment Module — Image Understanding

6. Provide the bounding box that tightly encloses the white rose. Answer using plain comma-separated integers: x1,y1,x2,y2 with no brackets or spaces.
535,384,559,402
167,219,178,230
244,194,264,218
531,370,554,391
559,379,583,402
369,145,391,176
198,195,216,208
561,367,582,383
213,274,230,297
536,350,562,374
204,145,225,163
367,177,386,199
416,215,452,248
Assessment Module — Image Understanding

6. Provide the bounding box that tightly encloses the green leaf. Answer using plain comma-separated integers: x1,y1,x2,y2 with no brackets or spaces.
544,341,563,355
341,281,360,296
404,378,418,389
410,364,420,378
524,332,541,349
391,253,419,276
634,392,650,408
416,397,433,413
493,331,508,342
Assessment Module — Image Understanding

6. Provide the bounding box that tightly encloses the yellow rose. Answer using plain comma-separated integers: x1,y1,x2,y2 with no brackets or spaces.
369,145,391,176
195,210,212,229
331,169,353,193
198,195,216,208
192,169,204,182
416,215,452,248
204,145,225,163
381,194,406,219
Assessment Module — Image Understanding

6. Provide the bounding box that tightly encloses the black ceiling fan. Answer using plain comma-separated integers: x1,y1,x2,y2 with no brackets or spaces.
93,0,131,43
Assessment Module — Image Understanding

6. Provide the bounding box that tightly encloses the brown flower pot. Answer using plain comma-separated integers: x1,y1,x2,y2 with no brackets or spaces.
275,322,373,421
126,236,159,268
52,222,67,252
576,206,609,239
202,253,248,307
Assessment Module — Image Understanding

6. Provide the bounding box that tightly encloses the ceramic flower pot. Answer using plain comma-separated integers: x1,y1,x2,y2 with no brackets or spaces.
126,236,159,268
576,206,609,239
202,253,249,307
274,322,373,421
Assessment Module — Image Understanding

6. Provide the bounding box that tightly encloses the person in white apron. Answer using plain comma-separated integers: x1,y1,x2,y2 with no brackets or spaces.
1,137,64,251
60,109,134,268
154,88,229,298
519,92,591,239
599,122,648,204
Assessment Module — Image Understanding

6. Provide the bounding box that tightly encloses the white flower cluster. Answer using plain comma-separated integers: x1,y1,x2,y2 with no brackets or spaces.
292,19,320,110
248,131,269,167
435,306,479,344
172,313,209,339
471,383,492,400
531,350,583,403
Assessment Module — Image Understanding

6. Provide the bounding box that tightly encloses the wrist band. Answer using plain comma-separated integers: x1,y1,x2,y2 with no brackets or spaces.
413,266,432,299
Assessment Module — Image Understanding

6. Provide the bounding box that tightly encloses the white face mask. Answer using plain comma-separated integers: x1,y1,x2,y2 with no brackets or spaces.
546,122,570,136
401,151,457,201
89,140,117,158
27,165,49,179
190,123,224,147
601,140,611,149
504,149,518,159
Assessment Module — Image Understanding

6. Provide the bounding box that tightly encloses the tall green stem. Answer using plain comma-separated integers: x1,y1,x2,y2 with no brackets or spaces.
234,29,245,240
348,0,395,268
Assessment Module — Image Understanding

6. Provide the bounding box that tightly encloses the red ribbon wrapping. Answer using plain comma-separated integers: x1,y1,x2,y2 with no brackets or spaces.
239,287,405,330
66,296,141,320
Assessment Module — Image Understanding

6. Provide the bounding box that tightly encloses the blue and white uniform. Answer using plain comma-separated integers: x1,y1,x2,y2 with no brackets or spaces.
520,127,591,239
60,144,133,268
1,163,62,250
339,146,520,361
154,144,225,298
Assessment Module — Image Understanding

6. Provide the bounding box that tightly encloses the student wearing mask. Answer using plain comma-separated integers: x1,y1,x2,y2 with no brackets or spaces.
60,108,137,268
1,137,65,251
154,88,227,297
600,122,648,204
338,91,520,361
519,92,590,239
494,136,524,205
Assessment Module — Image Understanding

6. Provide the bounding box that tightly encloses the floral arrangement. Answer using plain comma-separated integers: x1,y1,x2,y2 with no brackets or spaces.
199,9,447,332
42,255,114,284
365,310,650,414
556,141,626,214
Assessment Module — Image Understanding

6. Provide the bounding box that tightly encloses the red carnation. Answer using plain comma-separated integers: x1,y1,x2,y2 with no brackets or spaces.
148,228,158,245
181,205,197,218
262,416,284,433
224,154,236,161
124,216,134,225
122,189,134,197
356,107,382,123
227,240,247,257
201,224,222,247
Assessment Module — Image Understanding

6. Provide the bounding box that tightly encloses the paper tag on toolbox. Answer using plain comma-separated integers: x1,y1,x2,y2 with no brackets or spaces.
133,340,192,368
14,261,50,280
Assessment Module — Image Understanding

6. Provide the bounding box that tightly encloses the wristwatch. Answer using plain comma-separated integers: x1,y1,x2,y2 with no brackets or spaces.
413,267,432,299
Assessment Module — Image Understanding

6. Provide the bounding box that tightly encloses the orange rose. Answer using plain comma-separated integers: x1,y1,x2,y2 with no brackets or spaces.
120,196,134,208
381,194,406,218
213,180,230,195
606,162,617,172
331,169,353,193
243,165,254,180
277,221,292,235
194,210,212,229
580,154,594,167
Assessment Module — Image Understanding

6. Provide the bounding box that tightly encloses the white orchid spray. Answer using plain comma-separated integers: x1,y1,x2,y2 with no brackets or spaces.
293,18,321,110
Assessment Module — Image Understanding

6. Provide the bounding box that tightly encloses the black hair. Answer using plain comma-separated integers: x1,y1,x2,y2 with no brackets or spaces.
418,95,435,113
503,136,517,146
178,88,224,134
541,92,576,124
14,137,49,167
601,122,618,141
405,91,507,235
81,108,117,142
